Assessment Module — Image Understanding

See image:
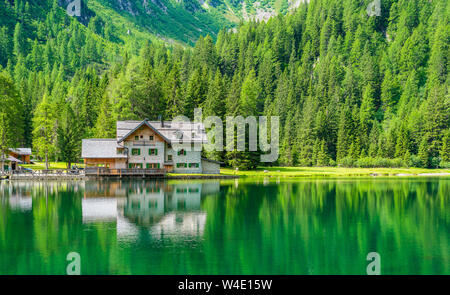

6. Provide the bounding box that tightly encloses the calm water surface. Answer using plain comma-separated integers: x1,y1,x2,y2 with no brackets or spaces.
0,178,448,274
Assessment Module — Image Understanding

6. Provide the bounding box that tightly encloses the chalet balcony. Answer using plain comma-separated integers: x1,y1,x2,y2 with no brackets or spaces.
130,141,156,147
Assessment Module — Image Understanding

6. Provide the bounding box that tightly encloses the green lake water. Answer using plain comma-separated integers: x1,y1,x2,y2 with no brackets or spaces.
0,177,448,275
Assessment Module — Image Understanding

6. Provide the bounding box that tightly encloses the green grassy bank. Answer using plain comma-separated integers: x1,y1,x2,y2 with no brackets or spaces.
220,167,450,178
19,162,84,170
18,163,450,178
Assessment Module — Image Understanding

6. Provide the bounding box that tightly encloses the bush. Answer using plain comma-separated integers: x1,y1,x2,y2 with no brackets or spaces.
338,157,355,167
351,157,407,168
439,161,450,169
329,159,336,167
408,155,423,167
355,157,376,167
430,157,441,168
390,158,407,168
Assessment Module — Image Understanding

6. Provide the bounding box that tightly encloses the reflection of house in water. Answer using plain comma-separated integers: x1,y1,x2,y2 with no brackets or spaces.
0,181,32,211
121,183,208,239
4,195,32,211
1,181,85,212
81,180,220,240
120,183,208,239
82,198,118,223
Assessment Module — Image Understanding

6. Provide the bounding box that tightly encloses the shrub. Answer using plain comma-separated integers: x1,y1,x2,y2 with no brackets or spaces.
439,161,450,169
338,157,355,167
409,155,423,167
390,158,407,168
430,157,441,168
354,157,406,168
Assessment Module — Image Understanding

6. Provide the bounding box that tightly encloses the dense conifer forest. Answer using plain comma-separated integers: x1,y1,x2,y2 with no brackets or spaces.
0,0,449,169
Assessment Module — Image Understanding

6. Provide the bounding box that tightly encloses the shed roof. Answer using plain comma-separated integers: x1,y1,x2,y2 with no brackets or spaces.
81,139,128,159
9,148,32,155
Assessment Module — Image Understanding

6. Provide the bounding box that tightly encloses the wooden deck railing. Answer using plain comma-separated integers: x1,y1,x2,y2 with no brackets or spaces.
5,169,84,176
1,168,166,178
1,169,85,179
84,168,166,177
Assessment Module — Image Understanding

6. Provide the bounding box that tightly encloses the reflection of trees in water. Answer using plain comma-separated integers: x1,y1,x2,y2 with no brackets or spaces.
201,178,449,274
0,181,85,274
0,179,448,274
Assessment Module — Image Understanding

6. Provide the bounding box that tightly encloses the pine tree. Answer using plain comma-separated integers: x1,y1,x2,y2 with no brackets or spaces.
0,71,23,171
94,96,115,138
203,70,226,118
13,22,26,59
32,94,58,170
418,136,430,168
440,129,450,163
316,139,330,166
240,70,260,116
57,104,80,169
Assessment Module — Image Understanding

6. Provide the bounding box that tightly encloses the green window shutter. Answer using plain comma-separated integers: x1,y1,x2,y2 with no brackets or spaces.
148,149,151,155
155,149,158,155
184,163,187,168
157,163,160,169
129,163,132,168
184,150,187,155
138,149,141,155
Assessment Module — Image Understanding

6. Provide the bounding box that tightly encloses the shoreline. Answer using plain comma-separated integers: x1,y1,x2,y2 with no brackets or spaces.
1,172,449,181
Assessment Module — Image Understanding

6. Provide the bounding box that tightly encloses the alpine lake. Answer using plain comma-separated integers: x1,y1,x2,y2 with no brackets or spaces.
0,177,448,275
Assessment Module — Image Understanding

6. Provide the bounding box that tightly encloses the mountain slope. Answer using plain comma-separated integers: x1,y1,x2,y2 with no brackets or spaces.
1,0,448,170
76,0,299,44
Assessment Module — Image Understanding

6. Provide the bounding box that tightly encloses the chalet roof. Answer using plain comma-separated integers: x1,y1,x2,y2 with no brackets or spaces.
9,148,32,155
116,119,208,144
81,139,128,159
117,120,171,143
